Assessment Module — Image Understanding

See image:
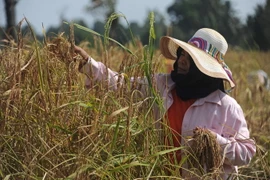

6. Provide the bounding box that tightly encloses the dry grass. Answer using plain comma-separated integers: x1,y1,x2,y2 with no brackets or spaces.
0,20,270,179
188,128,222,179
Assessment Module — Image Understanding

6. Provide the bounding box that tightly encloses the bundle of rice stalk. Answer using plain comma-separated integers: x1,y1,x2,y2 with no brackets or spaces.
188,127,223,178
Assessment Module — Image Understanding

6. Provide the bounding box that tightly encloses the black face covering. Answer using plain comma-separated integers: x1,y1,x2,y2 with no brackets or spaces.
170,47,225,101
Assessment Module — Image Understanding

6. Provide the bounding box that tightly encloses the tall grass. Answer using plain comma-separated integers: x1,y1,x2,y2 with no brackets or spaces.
0,15,270,179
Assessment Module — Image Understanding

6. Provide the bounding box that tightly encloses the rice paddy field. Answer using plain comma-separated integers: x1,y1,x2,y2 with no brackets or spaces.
1,22,270,179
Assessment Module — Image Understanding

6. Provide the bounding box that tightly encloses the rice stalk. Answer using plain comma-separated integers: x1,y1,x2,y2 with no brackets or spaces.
69,22,75,56
25,18,44,92
188,128,223,179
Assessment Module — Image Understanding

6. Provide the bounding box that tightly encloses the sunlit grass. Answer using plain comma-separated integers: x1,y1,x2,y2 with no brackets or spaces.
0,15,270,179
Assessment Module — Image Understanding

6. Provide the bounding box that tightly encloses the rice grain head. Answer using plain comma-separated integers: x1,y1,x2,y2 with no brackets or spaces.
189,128,223,179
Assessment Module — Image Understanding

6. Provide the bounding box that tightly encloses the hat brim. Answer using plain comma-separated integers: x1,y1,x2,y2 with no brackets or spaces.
160,36,235,88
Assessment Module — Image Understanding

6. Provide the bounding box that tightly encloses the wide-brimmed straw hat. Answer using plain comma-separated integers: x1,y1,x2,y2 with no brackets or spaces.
160,28,235,88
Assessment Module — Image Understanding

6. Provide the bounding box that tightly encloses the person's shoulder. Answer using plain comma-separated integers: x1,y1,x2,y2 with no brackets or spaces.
217,90,241,109
153,73,174,88
154,73,173,82
155,73,170,78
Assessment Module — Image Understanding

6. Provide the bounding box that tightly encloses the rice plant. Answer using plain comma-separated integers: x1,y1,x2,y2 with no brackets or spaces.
0,14,270,180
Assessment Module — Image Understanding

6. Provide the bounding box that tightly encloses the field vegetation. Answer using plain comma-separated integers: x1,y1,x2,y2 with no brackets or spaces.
1,18,270,179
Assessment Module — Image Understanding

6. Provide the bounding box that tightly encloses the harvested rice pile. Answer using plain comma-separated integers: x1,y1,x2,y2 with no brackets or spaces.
189,128,223,178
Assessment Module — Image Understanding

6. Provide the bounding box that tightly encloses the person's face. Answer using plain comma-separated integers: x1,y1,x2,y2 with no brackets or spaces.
176,50,191,74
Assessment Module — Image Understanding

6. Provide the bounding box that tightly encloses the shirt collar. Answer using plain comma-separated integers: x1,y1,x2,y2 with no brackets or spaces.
166,77,224,106
192,90,224,106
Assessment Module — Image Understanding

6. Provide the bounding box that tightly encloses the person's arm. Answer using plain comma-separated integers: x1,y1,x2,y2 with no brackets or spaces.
74,45,125,90
214,106,256,166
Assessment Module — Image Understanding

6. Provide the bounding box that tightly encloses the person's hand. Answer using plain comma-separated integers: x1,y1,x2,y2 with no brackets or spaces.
209,129,217,138
73,45,91,71
73,45,89,61
193,127,217,138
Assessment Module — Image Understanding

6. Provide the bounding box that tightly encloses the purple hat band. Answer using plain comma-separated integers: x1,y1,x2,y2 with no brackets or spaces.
188,37,235,84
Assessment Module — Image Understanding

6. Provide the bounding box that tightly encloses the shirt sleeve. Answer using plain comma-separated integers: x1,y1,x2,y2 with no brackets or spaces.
79,57,125,90
216,104,256,166
78,57,152,94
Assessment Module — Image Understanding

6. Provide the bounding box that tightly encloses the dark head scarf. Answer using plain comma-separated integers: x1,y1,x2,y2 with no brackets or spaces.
170,47,225,101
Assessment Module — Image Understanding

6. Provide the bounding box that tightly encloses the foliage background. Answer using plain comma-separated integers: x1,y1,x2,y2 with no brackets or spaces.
1,0,270,179
2,0,270,50
0,17,270,179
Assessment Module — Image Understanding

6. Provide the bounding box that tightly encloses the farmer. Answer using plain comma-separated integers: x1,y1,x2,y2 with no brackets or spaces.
73,28,256,179
247,69,270,91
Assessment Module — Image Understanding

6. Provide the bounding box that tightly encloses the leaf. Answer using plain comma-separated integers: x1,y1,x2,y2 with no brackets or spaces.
152,147,184,156
108,106,129,120
3,175,11,180
110,161,149,172
64,22,136,56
